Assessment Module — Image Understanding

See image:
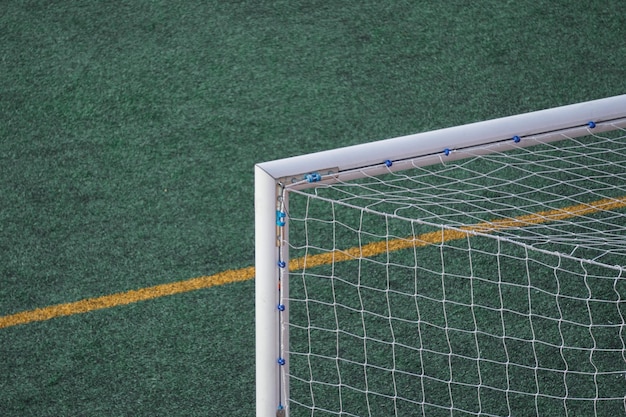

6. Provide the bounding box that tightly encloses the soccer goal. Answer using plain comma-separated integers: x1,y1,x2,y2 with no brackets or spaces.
255,95,626,417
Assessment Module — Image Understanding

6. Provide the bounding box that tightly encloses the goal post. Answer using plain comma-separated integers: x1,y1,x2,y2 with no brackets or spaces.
255,94,626,417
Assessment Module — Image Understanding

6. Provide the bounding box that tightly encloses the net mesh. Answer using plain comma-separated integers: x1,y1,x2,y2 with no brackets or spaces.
284,127,626,416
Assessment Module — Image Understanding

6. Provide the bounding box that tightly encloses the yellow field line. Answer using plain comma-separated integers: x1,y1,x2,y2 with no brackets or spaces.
290,196,626,270
1,196,625,330
0,268,256,329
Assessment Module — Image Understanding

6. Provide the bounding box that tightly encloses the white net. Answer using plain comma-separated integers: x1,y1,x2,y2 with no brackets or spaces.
284,127,626,416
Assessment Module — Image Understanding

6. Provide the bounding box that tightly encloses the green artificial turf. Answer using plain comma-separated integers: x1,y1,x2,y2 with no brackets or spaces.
0,0,625,416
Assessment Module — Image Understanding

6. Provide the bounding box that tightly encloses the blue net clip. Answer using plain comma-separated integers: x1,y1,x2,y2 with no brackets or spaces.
276,210,286,227
304,172,322,183
443,148,451,156
513,135,521,143
587,121,596,128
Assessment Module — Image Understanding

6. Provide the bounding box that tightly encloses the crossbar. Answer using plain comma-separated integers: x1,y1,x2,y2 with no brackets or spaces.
257,94,626,189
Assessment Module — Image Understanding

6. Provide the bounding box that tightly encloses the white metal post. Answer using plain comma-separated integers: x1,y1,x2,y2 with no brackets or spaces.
255,165,280,417
279,191,290,417
257,94,626,188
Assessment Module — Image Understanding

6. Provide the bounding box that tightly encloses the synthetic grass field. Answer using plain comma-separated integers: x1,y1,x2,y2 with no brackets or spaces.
1,1,625,416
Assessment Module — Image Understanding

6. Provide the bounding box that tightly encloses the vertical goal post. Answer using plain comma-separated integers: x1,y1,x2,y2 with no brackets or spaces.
255,94,626,417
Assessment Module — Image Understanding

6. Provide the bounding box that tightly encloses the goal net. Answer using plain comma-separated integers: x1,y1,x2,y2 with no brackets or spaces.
255,95,626,417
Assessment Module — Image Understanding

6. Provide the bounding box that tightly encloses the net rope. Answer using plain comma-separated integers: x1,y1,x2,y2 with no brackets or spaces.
284,127,626,416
